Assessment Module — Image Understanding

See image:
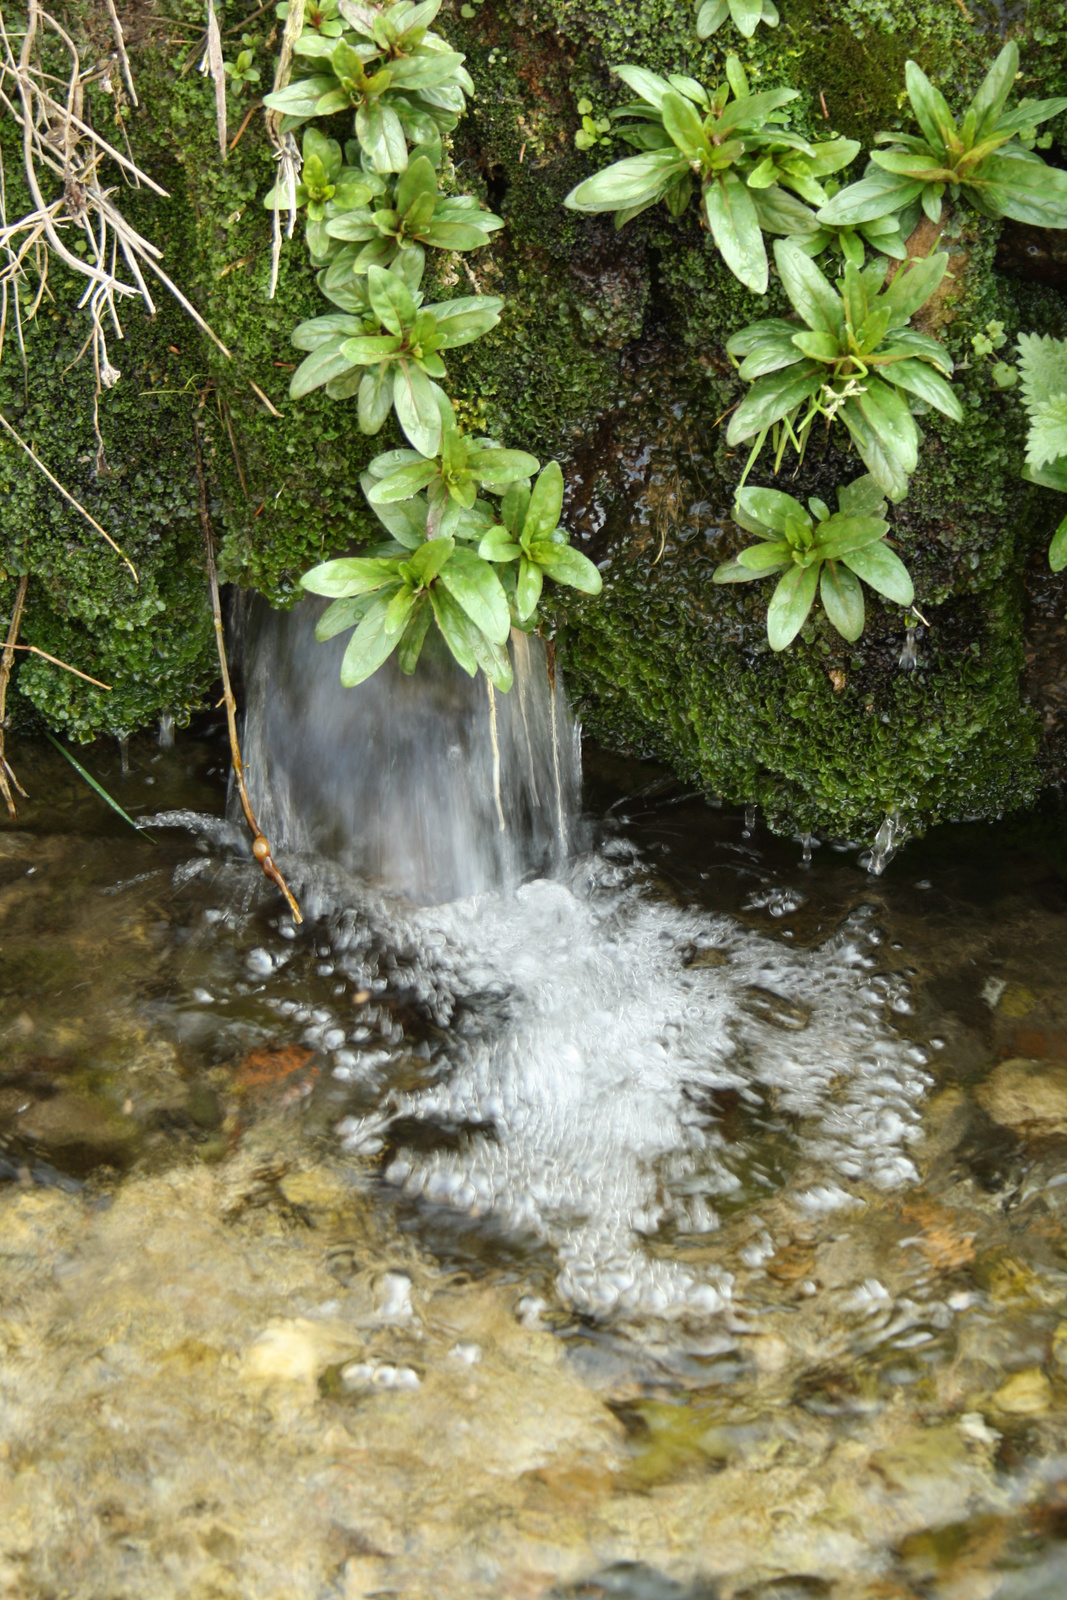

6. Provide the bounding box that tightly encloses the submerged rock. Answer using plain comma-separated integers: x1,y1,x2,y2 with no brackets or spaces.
976,1059,1067,1136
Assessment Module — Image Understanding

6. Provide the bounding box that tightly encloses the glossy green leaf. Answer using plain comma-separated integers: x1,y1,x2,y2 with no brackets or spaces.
525,541,603,594
358,364,395,433
904,60,957,156
840,399,910,503
397,595,432,673
407,534,455,584
816,169,925,226
340,589,403,685
841,540,914,604
738,540,792,570
713,557,768,583
661,90,710,160
836,474,887,518
880,251,949,327
613,64,674,109
467,447,541,484
501,480,532,535
563,148,689,213
1049,512,1067,573
393,361,444,455
773,239,842,336
819,560,865,641
438,545,511,642
289,339,357,398
726,362,823,444
971,40,1018,137
815,515,889,560
515,554,543,621
315,594,374,641
884,357,963,421
856,376,919,476
696,0,728,36
367,459,440,502
383,585,417,636
521,461,565,544
735,486,807,533
731,0,764,37
430,583,479,675
301,556,402,597
703,169,767,293
766,561,819,650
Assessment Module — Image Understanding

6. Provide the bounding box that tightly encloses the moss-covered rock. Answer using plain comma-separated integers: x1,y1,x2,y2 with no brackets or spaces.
2,0,1066,841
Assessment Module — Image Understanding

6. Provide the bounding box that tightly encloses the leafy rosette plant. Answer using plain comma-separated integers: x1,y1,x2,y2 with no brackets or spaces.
263,129,383,270
714,476,914,649
563,58,826,294
796,201,921,268
363,427,541,536
324,151,503,271
299,460,602,688
1017,333,1067,569
726,240,963,501
817,42,1067,233
289,264,502,455
264,0,472,170
695,0,778,39
276,0,346,38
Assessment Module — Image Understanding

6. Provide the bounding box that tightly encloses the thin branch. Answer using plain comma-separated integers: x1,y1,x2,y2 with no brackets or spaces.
0,572,28,817
0,408,137,580
3,640,112,688
193,418,302,924
248,377,283,417
204,0,227,160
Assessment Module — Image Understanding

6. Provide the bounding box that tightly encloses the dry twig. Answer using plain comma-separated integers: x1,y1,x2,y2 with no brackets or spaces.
0,572,28,817
265,0,305,298
193,419,302,924
202,0,228,159
0,407,137,579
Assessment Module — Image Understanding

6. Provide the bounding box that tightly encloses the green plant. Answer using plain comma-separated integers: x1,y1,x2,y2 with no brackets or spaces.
695,0,779,40
714,475,913,648
1017,333,1067,569
224,35,261,96
575,97,614,152
276,0,347,36
300,460,601,686
970,319,1017,390
562,57,836,294
262,0,473,171
263,127,378,227
817,42,1067,234
725,239,962,501
323,150,504,268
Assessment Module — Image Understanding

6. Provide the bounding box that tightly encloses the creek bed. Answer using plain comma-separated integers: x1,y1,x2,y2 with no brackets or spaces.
3,723,1067,1599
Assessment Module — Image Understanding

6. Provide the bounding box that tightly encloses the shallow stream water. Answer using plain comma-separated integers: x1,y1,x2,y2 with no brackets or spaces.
4,678,1067,1598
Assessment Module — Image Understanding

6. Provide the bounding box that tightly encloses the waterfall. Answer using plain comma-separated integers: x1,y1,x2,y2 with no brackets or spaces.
238,597,582,903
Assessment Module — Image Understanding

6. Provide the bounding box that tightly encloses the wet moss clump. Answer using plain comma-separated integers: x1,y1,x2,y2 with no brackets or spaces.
1,0,1066,840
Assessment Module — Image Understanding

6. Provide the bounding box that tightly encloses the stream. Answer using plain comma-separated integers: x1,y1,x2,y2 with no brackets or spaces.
3,621,1067,1598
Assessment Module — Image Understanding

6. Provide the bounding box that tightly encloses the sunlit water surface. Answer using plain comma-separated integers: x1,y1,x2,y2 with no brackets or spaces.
4,664,1067,1597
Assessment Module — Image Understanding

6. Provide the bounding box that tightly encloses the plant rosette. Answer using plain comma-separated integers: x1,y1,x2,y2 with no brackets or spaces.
726,239,963,502
817,42,1067,233
714,475,914,649
299,461,601,687
563,57,834,294
323,151,503,271
262,128,383,266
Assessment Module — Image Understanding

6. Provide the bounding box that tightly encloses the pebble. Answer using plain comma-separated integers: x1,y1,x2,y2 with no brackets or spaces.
992,1368,1052,1415
977,1059,1067,1136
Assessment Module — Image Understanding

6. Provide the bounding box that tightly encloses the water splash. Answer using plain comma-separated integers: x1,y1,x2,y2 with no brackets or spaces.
864,812,905,876
158,711,175,750
239,598,581,903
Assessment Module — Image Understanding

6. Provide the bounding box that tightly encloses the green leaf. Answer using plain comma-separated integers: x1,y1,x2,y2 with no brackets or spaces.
842,541,914,605
501,480,531,534
478,527,523,562
515,555,543,621
836,474,886,517
983,152,1067,229
525,541,603,594
384,585,417,636
737,540,792,570
723,53,750,103
696,0,728,35
1025,394,1067,471
358,365,396,433
661,89,710,160
397,595,432,674
713,558,767,583
820,561,865,641
407,534,455,583
703,169,767,293
438,545,511,642
340,334,403,363
366,263,417,333
739,329,808,379
521,460,565,544
731,0,764,37
856,376,919,475
735,486,807,533
563,148,689,213
363,487,428,547
748,184,820,238
880,252,949,327
315,594,374,641
367,459,440,502
1049,512,1067,574
393,361,444,456
884,357,963,421
430,583,478,675
773,239,842,336
970,41,1018,138
791,329,838,361
766,561,819,650
340,589,402,686
816,169,925,225
904,59,957,156
263,75,338,116
727,316,799,357
467,446,541,484
1023,459,1067,493
291,312,367,350
289,339,357,398
420,219,497,250
301,556,401,597
613,64,674,109
356,100,409,172
840,398,910,503
726,362,823,444
815,515,890,560
425,295,504,346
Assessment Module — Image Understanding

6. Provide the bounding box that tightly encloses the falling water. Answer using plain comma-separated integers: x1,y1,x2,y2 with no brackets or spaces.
239,597,581,903
158,711,175,749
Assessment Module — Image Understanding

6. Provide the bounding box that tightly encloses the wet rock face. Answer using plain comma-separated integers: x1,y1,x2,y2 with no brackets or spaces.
996,221,1067,292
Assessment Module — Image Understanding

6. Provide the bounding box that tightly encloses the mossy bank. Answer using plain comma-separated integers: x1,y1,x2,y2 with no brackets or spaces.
2,0,1067,839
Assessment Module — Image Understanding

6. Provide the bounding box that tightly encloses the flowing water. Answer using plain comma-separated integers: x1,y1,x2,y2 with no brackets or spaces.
5,610,1067,1598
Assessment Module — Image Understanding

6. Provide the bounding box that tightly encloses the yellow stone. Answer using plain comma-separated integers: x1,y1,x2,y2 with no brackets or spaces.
992,1368,1052,1415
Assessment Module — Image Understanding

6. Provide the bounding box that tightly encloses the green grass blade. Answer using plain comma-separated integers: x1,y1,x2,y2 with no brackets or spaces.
45,733,157,843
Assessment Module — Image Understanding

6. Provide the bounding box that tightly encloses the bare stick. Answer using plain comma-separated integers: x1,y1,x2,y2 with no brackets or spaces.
193,419,302,923
103,0,138,107
487,676,505,834
3,641,111,688
204,0,227,159
0,408,138,580
0,572,27,817
248,377,282,417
